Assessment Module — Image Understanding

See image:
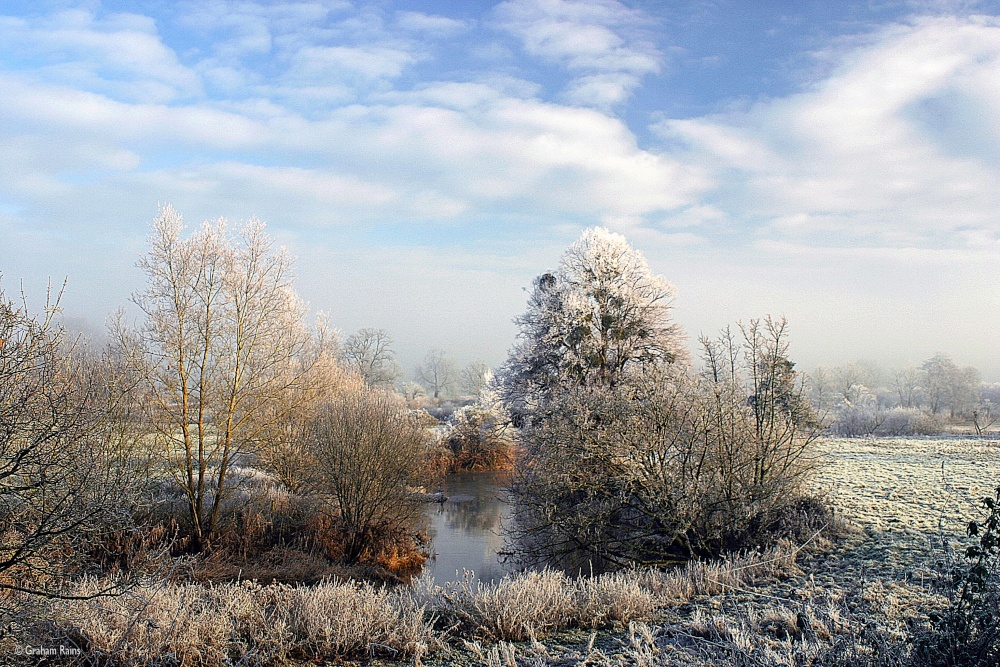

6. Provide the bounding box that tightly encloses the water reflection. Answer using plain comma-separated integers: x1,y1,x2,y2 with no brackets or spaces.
421,471,513,586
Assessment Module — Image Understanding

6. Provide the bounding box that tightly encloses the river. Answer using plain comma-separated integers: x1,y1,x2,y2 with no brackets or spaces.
420,471,513,585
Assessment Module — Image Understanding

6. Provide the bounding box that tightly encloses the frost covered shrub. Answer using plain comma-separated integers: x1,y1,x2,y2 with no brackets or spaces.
509,320,822,571
440,382,514,471
500,228,824,571
831,406,943,437
878,408,943,436
831,405,881,437
442,404,514,471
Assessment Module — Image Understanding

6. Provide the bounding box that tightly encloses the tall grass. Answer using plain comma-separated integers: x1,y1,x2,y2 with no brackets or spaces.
39,542,802,665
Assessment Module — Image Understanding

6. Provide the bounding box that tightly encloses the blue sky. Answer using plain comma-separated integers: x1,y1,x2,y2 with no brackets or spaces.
1,0,999,379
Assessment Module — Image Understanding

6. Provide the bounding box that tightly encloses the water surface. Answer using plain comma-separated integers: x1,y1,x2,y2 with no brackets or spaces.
421,471,512,585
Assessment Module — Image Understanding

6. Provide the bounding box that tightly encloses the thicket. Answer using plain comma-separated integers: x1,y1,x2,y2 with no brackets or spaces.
500,228,827,572
810,355,993,437
0,285,149,606
830,405,943,438
508,322,826,572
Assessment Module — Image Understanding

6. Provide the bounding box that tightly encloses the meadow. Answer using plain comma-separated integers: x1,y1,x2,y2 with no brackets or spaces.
11,436,993,666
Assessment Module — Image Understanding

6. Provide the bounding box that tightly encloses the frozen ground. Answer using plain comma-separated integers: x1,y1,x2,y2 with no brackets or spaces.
812,436,1000,536
411,437,1000,665
43,437,1000,666
453,437,1000,666
806,437,1000,583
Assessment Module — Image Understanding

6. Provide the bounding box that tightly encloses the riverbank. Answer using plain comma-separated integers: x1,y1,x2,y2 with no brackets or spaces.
410,436,1000,666
27,541,802,665
15,437,999,665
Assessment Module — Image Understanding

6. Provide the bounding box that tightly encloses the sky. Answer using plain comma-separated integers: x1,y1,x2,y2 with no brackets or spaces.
1,0,999,380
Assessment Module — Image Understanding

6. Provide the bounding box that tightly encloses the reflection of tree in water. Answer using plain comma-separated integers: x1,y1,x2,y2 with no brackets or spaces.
414,513,435,544
419,473,513,584
439,495,504,533
437,472,510,534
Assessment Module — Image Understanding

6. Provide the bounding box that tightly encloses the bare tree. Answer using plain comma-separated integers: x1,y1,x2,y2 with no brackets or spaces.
922,353,982,418
460,361,491,397
341,327,400,387
305,386,430,563
1,284,145,598
256,336,364,494
398,380,427,404
119,206,312,551
832,363,874,404
416,349,457,401
892,366,921,408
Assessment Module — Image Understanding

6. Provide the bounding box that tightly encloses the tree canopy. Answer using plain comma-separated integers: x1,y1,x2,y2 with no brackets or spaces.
500,227,684,411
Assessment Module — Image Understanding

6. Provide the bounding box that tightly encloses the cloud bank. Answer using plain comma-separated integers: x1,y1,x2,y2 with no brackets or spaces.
0,2,998,376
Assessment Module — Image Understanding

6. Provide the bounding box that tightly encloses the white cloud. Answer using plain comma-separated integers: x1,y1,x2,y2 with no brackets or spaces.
0,9,202,102
564,72,637,106
656,16,1000,250
494,0,660,106
0,66,706,232
288,44,419,81
395,11,470,35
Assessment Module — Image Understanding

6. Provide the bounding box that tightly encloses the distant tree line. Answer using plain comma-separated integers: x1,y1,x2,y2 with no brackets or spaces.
807,354,995,437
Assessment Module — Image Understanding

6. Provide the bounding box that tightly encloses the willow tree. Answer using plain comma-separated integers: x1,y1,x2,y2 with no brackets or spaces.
121,206,312,551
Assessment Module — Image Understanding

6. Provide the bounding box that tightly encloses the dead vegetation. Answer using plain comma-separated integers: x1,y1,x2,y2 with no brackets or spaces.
24,541,804,665
23,437,986,667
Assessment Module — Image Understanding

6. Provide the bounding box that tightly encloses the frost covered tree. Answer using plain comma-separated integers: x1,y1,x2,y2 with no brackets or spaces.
509,321,821,570
499,227,684,411
503,230,822,571
460,361,491,397
922,353,981,418
340,327,399,388
416,349,457,400
1,285,146,597
305,385,429,564
118,206,313,552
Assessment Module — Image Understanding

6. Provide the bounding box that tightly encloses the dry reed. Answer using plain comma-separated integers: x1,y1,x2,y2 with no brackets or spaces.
40,541,802,665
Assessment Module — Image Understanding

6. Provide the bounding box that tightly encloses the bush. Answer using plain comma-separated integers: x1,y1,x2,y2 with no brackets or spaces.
830,404,882,437
305,386,431,564
878,408,943,436
508,319,824,571
440,393,515,472
913,484,1000,666
831,406,943,437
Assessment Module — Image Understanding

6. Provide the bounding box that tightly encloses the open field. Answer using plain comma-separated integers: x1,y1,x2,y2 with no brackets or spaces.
812,436,1000,539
